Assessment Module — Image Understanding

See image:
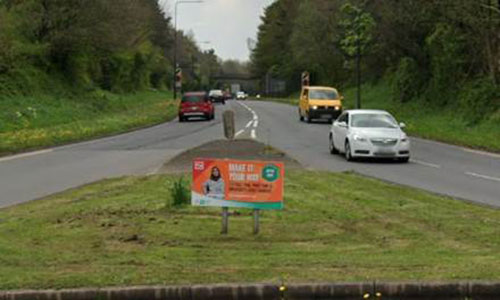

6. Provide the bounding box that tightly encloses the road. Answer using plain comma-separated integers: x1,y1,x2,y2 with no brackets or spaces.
1,100,499,208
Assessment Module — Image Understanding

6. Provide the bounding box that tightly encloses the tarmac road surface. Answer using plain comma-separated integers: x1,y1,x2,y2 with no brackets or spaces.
1,100,499,208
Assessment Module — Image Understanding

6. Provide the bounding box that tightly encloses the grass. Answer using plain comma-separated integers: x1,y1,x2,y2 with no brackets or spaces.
342,82,500,152
0,170,499,289
0,90,177,156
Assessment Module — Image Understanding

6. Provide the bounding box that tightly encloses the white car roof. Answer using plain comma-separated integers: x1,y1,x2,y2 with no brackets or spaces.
346,109,390,115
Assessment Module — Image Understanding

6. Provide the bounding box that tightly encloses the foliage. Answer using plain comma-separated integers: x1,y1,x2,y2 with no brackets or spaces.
251,0,500,123
169,177,190,207
392,57,425,103
458,78,500,124
338,2,375,58
425,23,466,106
0,0,222,95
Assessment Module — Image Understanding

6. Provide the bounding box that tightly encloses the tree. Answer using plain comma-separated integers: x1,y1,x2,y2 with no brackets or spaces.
339,1,375,108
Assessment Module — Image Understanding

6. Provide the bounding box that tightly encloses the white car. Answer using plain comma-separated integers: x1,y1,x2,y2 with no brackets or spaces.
236,91,247,100
329,109,410,162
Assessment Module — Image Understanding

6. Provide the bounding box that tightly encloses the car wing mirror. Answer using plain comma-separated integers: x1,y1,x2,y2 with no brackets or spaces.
399,122,406,129
339,122,348,128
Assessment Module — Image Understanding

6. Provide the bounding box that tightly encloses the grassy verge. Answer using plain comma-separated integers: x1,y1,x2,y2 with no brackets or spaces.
1,170,499,289
0,90,177,156
342,82,500,152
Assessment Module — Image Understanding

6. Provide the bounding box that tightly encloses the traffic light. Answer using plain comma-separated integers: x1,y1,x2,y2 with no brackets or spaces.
175,68,182,83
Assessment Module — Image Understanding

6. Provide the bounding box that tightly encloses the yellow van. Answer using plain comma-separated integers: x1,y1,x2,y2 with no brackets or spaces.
299,86,343,123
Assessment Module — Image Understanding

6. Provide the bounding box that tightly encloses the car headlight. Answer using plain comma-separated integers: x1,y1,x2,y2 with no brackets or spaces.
353,134,367,142
311,106,318,110
334,106,340,111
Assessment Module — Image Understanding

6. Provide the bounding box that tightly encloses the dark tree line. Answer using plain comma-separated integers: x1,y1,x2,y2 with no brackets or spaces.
251,0,500,121
0,0,221,95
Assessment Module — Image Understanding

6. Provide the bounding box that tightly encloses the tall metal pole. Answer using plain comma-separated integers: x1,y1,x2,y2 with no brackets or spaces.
356,11,361,109
173,1,203,100
173,2,178,100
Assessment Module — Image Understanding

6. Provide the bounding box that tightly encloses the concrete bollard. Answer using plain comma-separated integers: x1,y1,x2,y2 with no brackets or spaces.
223,110,235,140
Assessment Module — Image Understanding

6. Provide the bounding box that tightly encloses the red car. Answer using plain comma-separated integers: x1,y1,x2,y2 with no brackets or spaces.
178,92,215,122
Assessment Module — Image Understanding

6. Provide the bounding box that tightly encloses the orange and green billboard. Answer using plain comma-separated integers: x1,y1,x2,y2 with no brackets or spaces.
192,158,284,209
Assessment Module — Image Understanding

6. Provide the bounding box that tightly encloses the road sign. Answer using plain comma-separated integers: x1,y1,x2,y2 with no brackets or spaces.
191,158,284,210
175,68,182,82
301,71,310,86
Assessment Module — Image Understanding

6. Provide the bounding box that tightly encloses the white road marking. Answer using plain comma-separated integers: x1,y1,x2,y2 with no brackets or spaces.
463,148,500,159
235,129,245,137
146,165,163,176
237,101,259,140
410,159,441,169
411,136,500,159
465,172,500,183
0,149,53,163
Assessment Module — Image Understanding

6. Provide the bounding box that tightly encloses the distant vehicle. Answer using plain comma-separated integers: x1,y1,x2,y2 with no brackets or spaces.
209,89,225,104
299,86,343,123
178,91,214,122
223,90,232,100
329,109,410,162
236,91,247,100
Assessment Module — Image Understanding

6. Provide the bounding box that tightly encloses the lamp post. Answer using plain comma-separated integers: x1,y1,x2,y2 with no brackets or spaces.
173,0,203,100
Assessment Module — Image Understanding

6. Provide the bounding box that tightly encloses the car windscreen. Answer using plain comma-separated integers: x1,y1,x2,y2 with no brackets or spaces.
209,90,223,96
308,90,338,100
351,114,398,128
182,95,204,103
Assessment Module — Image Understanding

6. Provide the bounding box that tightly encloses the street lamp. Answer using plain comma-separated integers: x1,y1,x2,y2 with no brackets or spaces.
173,0,203,100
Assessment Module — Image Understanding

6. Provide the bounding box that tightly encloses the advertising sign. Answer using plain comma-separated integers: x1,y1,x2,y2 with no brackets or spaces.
192,158,284,210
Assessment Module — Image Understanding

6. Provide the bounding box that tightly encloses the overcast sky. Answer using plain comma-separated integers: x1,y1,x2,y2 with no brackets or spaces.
164,0,275,62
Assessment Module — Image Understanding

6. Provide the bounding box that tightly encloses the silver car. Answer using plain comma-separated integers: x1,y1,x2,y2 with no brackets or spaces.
329,109,410,162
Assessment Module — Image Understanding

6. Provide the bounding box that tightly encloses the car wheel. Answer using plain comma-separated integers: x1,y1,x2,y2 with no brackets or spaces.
345,140,354,161
306,112,312,123
299,109,304,121
179,116,184,122
329,135,339,155
398,157,410,163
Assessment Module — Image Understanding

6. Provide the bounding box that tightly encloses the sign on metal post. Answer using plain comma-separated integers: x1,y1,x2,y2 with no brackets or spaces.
175,68,182,90
192,159,284,234
301,71,310,87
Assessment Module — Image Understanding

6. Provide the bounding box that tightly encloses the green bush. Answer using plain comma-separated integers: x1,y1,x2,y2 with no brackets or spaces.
425,23,466,106
392,57,425,103
169,177,190,207
458,78,500,124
